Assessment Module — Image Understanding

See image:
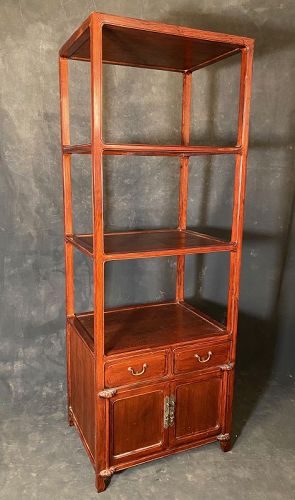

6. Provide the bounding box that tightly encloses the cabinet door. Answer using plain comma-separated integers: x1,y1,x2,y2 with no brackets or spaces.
170,371,225,447
109,382,169,466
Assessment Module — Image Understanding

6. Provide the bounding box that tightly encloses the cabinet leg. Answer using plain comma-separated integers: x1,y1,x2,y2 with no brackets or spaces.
220,439,232,452
217,433,231,452
68,407,74,426
95,474,106,493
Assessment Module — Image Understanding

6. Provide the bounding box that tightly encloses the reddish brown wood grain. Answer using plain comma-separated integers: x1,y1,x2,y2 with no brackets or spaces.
109,383,169,464
173,341,230,375
171,373,223,445
59,11,254,493
110,433,218,472
75,302,229,357
69,324,95,458
105,350,168,387
176,71,192,302
90,15,107,492
224,46,254,450
59,57,74,314
59,56,75,427
63,143,242,156
65,229,235,260
59,15,91,60
60,12,253,70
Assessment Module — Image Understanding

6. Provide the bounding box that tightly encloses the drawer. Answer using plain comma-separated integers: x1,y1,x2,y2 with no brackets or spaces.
105,351,168,387
173,342,230,375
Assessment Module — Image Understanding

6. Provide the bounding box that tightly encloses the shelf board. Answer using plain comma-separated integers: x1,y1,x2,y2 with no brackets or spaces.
65,229,235,260
71,302,229,356
60,13,253,71
63,144,242,156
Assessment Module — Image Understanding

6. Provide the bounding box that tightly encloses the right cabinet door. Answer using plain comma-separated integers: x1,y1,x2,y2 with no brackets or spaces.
170,371,225,447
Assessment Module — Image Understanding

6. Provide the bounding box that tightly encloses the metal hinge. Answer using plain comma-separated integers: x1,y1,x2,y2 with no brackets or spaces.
164,395,175,428
98,388,117,399
217,433,230,442
219,362,235,371
100,466,116,478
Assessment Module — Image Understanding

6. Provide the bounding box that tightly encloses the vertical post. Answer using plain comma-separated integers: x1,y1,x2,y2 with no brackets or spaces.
176,71,192,302
59,56,74,425
222,45,254,450
90,14,107,492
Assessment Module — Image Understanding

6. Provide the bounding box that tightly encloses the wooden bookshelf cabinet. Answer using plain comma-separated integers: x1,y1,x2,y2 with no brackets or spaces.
59,12,254,493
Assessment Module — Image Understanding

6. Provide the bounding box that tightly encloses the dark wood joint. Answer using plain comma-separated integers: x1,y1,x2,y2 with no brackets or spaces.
231,242,238,251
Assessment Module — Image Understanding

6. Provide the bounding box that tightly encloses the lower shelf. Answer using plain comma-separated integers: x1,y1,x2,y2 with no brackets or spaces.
71,302,229,356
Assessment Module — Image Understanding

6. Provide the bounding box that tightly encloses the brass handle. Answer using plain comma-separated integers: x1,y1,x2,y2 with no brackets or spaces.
128,363,148,376
194,351,212,363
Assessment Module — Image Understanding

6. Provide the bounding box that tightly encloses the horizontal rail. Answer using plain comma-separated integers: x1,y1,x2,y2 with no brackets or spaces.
103,244,236,261
62,143,242,156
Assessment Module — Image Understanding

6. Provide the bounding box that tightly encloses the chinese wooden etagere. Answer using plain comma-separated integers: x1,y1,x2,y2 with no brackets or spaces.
59,12,254,493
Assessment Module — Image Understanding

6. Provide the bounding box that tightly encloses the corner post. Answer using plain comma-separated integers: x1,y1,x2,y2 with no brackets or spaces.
90,14,107,492
223,44,254,449
59,55,74,425
176,71,192,301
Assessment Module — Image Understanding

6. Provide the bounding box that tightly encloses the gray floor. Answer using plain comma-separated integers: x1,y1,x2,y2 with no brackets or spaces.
1,379,295,500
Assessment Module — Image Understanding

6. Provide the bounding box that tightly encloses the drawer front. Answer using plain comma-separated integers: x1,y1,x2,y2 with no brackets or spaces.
105,351,168,388
173,342,230,375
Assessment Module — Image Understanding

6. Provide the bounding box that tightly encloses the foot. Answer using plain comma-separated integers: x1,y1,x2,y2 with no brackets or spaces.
95,475,106,493
220,439,232,452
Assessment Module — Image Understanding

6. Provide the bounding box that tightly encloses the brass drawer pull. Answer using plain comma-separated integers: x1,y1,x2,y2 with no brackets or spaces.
128,363,148,376
194,351,212,363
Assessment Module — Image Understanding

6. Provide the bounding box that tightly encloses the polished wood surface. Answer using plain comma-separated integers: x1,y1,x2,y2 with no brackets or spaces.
63,143,242,156
173,341,230,375
111,434,218,472
59,56,75,427
60,12,253,71
69,324,95,458
176,71,191,302
74,302,228,356
59,11,254,493
105,350,168,387
172,373,223,444
66,229,235,260
101,24,240,72
90,14,107,493
109,383,168,464
224,46,254,451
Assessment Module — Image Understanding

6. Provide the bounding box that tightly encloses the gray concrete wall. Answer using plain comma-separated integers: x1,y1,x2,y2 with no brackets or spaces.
0,0,294,406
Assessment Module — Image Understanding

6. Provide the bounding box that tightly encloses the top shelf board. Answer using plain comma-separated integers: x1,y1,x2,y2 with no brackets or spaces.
60,12,254,72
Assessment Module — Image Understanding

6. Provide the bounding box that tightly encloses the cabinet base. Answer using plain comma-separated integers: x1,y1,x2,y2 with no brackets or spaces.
92,435,231,492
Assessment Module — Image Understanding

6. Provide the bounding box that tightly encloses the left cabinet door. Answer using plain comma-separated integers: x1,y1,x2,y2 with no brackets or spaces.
109,382,169,467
